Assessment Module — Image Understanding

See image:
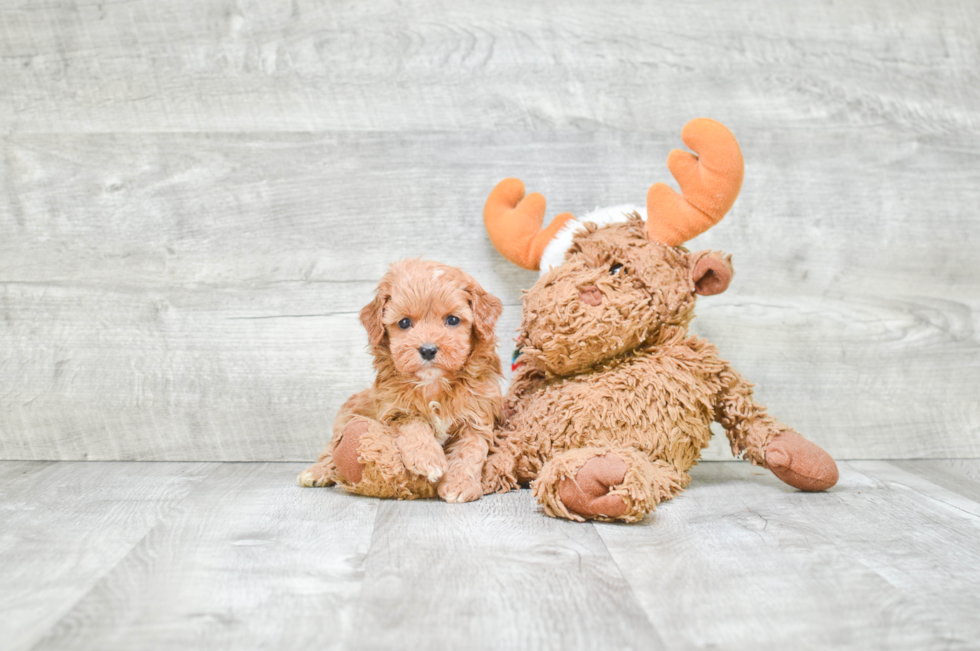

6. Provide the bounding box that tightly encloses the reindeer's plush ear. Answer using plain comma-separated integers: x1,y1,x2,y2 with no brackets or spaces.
690,251,734,296
359,287,390,347
466,281,503,342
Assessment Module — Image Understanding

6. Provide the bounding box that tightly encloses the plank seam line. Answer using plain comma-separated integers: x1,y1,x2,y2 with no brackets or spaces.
846,461,980,521
225,312,360,320
339,495,384,645
222,305,520,319
587,521,670,649
25,461,224,651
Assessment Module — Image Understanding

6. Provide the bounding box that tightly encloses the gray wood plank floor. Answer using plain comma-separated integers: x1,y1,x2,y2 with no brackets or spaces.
3,460,979,651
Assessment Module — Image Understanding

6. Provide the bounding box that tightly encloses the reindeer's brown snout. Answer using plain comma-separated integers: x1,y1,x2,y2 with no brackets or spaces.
579,286,603,306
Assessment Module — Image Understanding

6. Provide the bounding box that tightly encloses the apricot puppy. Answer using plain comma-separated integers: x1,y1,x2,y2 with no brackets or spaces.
298,259,503,503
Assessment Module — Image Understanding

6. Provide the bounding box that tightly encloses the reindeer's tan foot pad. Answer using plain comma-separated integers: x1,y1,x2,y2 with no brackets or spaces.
766,431,839,491
558,454,629,519
536,448,674,522
334,420,367,484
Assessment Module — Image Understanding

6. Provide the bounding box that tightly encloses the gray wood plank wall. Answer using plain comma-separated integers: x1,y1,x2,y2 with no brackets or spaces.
1,0,978,461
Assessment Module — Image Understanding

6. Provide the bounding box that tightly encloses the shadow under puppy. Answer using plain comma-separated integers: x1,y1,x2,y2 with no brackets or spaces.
299,259,503,503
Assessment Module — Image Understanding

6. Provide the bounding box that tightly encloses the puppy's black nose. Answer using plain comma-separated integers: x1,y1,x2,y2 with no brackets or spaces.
418,344,438,361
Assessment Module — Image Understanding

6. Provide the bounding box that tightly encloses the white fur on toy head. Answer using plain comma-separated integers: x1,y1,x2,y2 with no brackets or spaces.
538,204,648,275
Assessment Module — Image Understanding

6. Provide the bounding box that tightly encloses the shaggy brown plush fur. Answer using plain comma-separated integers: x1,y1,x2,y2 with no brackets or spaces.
482,216,838,522
298,259,503,503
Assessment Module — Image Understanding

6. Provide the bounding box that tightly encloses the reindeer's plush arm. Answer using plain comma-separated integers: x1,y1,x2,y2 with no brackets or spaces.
686,253,839,493
713,360,839,491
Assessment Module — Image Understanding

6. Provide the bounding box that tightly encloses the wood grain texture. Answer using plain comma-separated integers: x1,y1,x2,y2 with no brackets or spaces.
5,460,980,650
0,461,217,651
1,0,979,461
1,130,977,460
30,463,379,651
891,459,980,503
595,460,980,651
1,1,978,133
348,489,664,651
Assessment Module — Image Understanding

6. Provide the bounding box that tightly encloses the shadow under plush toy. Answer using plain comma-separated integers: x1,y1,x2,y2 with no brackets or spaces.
481,118,839,522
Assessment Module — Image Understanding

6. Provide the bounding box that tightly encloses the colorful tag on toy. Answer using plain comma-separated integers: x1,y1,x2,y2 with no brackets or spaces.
511,336,524,372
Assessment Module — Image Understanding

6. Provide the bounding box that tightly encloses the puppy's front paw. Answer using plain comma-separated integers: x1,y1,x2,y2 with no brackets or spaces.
394,424,449,482
404,450,449,483
298,461,336,487
438,472,483,503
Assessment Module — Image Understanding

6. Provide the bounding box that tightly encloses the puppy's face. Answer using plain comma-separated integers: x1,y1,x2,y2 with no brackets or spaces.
361,260,502,383
384,277,475,380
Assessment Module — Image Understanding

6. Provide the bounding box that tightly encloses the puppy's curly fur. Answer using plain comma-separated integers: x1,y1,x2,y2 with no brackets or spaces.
299,259,503,503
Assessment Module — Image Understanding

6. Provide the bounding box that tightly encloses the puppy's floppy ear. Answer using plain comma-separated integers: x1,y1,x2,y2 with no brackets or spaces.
689,250,733,296
466,281,503,342
360,284,390,347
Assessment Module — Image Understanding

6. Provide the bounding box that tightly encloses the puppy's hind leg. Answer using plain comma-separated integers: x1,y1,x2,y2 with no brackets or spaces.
300,389,371,488
298,443,340,488
298,412,374,487
334,417,437,499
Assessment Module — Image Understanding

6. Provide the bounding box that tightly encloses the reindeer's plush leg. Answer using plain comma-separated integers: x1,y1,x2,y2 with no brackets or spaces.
533,447,686,523
482,368,549,495
482,426,549,494
715,364,838,491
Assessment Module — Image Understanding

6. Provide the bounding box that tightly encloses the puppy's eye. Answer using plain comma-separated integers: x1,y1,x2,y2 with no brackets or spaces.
610,263,624,275
445,315,460,327
397,318,412,330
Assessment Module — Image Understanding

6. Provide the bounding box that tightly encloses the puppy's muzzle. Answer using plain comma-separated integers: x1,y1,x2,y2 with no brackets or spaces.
418,344,439,361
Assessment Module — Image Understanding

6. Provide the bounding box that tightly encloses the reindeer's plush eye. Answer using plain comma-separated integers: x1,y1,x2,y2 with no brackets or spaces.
398,317,412,330
445,315,460,326
610,263,624,275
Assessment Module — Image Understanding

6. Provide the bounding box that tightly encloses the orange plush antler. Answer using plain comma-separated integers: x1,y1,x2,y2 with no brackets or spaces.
647,119,744,246
483,178,576,271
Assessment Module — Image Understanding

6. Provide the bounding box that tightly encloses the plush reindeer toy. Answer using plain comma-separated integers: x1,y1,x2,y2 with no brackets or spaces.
481,118,838,522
